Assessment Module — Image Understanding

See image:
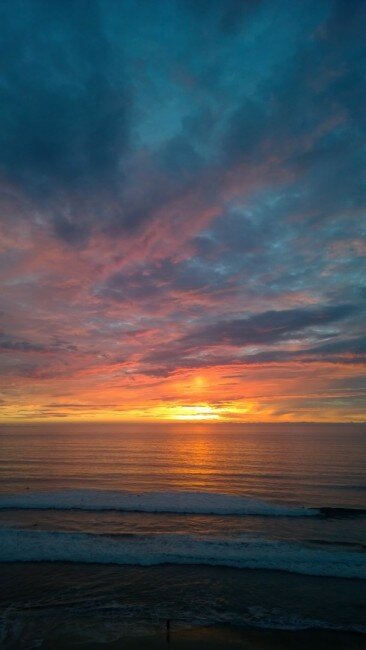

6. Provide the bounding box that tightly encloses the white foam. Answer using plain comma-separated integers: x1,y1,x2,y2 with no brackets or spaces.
243,607,366,632
0,528,364,579
0,490,319,517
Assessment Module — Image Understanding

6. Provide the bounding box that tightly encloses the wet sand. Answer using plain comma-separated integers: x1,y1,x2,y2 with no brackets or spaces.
40,624,365,649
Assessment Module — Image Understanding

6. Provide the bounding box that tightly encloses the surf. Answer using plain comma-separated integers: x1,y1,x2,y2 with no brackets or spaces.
0,490,320,517
0,528,364,579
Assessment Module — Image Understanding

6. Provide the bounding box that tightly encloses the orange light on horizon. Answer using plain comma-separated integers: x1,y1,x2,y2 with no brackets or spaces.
170,405,220,420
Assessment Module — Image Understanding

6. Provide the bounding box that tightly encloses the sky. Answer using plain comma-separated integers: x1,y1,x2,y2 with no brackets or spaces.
0,0,365,423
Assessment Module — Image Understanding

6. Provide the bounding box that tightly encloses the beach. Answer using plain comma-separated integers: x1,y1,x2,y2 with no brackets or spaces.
41,625,366,650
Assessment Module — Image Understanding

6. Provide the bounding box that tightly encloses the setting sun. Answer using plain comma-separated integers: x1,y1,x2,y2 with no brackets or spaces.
170,405,220,421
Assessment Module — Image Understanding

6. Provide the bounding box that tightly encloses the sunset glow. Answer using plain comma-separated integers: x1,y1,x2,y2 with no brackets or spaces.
0,1,365,424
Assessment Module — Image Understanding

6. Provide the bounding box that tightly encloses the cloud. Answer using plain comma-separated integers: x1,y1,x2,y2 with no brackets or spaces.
0,0,129,192
140,304,362,374
184,304,358,347
0,334,77,354
0,0,364,255
184,0,263,36
0,0,130,243
0,1,365,421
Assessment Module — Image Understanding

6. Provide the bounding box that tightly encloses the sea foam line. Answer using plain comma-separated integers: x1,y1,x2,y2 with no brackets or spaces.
0,490,319,517
0,528,365,579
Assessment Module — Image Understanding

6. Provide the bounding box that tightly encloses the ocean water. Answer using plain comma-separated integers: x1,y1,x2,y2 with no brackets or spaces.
0,422,365,647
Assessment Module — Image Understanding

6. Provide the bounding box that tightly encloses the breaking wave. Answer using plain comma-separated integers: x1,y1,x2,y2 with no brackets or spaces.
0,490,320,516
0,528,365,579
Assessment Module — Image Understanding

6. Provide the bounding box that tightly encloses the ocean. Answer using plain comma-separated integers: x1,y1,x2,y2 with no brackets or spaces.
0,422,365,648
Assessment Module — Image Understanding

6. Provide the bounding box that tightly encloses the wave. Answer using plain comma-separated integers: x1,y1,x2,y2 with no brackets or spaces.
319,506,366,518
242,607,366,633
0,490,320,517
0,528,364,578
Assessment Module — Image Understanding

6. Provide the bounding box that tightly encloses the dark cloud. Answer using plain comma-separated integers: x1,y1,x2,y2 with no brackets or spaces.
0,0,365,247
98,256,227,304
0,0,129,240
52,213,91,245
309,335,366,356
0,334,77,353
227,334,366,367
0,1,129,188
140,334,366,377
184,0,262,36
220,0,366,223
329,375,366,391
184,304,358,348
0,338,47,353
141,304,361,374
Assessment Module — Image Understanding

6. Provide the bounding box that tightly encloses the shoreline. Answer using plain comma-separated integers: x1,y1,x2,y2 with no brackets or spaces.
40,624,366,649
1,563,365,642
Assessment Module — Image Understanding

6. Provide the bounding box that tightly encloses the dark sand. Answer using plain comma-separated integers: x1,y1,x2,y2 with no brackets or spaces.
40,625,365,649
